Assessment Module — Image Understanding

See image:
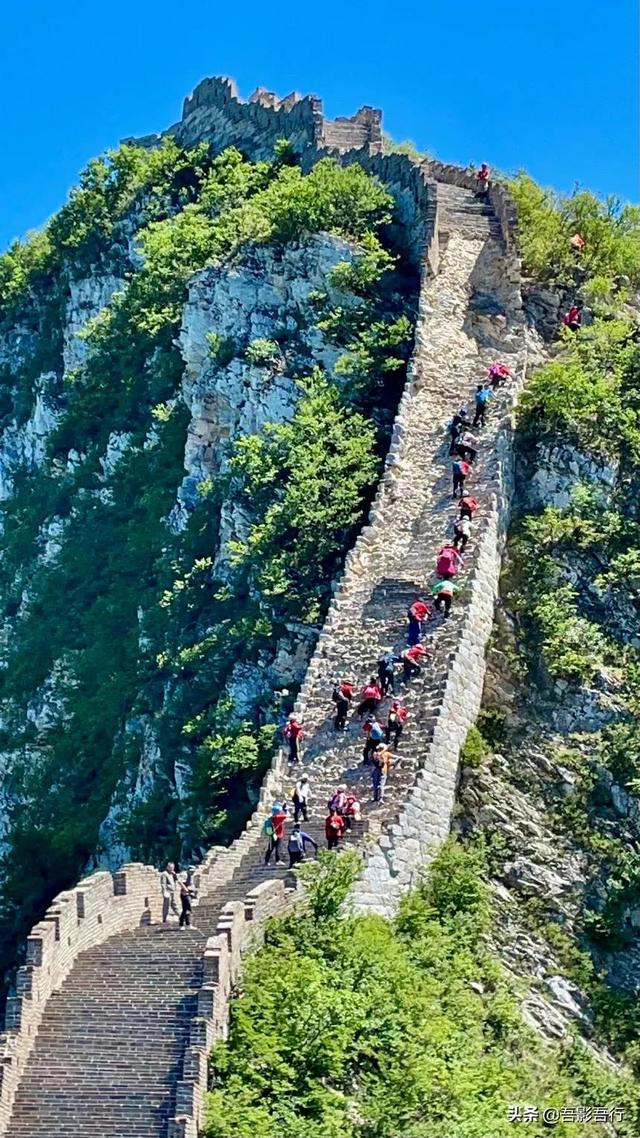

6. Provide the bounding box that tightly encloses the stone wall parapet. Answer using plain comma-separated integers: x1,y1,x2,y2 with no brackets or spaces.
168,875,298,1138
0,862,163,1134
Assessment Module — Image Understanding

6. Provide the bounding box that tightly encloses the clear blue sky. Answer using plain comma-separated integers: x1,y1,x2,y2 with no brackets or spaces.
0,0,637,251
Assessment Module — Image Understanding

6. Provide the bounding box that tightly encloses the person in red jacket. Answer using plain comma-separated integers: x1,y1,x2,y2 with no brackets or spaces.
458,492,479,520
436,543,464,579
386,699,408,748
476,162,490,192
343,791,361,829
402,643,430,683
264,804,287,865
332,679,354,731
283,714,304,764
325,807,346,850
488,361,512,389
357,677,382,718
407,598,432,646
562,305,581,332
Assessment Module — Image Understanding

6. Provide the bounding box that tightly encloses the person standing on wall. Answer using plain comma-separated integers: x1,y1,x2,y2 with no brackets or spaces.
407,598,431,645
160,862,179,923
473,384,493,428
325,807,346,850
178,876,194,928
436,542,464,580
458,491,479,521
449,406,470,455
431,578,459,618
453,513,472,552
476,162,490,193
264,803,287,865
385,699,408,748
377,650,401,696
371,743,393,803
362,716,385,763
332,679,353,731
357,677,383,718
284,713,304,764
292,775,311,823
402,642,430,682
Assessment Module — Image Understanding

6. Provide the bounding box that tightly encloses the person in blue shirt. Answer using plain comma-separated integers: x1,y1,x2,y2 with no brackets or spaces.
473,383,494,428
287,823,318,868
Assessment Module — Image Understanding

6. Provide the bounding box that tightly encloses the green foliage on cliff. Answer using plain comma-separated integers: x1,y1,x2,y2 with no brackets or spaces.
0,137,415,980
204,845,639,1138
508,315,640,688
507,173,640,289
482,188,640,1068
228,372,378,622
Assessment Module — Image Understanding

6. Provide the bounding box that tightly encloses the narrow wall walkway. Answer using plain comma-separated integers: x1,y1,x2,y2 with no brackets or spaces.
3,181,529,1138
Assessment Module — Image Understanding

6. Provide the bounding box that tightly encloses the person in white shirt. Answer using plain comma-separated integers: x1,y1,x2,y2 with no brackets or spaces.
453,514,472,552
160,861,179,922
292,775,311,822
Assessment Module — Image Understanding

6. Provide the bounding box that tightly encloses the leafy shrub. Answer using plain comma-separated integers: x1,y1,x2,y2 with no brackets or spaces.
460,725,490,768
207,331,236,366
507,172,640,288
244,338,280,366
228,370,379,623
204,845,640,1138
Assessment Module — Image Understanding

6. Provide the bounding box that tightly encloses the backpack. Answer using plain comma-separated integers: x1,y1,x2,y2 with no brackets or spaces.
437,550,458,576
262,817,274,837
288,831,304,853
370,723,384,742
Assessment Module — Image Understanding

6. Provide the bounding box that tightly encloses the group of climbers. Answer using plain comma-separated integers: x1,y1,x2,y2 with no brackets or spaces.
267,345,519,865
262,776,364,865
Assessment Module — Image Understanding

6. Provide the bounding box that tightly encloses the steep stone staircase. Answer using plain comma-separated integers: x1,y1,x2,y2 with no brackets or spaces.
5,178,526,1138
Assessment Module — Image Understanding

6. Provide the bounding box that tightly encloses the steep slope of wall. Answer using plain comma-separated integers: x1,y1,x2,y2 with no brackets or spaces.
1,83,534,1138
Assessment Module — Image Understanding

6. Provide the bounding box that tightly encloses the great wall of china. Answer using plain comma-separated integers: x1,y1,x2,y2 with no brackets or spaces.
0,78,541,1138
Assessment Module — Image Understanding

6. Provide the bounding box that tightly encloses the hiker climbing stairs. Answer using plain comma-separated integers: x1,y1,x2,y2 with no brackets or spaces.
2,169,526,1138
